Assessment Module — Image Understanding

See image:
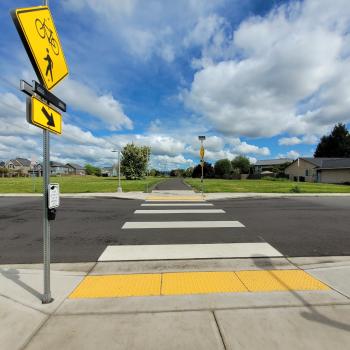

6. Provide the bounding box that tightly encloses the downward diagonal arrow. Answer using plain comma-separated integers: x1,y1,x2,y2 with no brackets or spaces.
41,106,55,127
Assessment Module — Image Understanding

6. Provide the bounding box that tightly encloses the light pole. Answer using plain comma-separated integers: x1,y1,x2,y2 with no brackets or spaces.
198,136,206,195
112,150,122,192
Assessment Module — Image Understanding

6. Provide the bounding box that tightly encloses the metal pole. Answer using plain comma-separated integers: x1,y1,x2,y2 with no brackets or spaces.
201,140,204,195
41,0,52,304
117,150,122,192
42,129,52,303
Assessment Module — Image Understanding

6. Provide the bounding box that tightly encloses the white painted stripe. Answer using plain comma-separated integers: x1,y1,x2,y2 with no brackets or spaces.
134,209,225,214
98,243,283,261
141,203,214,207
122,221,245,229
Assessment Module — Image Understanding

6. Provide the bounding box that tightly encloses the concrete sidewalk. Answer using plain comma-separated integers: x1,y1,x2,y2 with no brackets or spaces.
1,256,350,349
2,191,350,201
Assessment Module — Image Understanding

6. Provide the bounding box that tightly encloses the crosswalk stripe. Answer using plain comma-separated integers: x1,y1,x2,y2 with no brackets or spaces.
141,203,214,207
98,243,283,261
122,221,245,229
134,209,225,214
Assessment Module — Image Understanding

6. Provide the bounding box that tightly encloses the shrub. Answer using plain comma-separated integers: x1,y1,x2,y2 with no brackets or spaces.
290,185,302,193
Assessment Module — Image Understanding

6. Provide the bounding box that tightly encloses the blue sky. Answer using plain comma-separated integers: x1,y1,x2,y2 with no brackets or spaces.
1,0,350,169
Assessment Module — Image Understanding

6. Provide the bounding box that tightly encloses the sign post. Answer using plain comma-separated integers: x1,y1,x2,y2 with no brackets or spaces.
42,128,52,303
198,136,206,196
11,0,68,304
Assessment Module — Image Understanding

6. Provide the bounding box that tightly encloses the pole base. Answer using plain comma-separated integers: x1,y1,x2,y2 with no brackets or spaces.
42,295,54,304
117,187,123,193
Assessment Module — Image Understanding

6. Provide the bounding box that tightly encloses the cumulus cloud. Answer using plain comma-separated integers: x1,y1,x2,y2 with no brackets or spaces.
185,0,350,139
279,135,319,146
278,150,300,159
62,0,225,62
232,141,270,156
278,137,302,146
56,79,133,131
151,154,194,169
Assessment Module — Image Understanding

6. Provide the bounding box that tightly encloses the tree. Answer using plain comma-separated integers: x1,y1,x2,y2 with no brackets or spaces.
183,167,194,178
314,123,350,157
121,143,151,180
231,155,251,174
214,159,232,178
84,164,101,176
149,168,160,176
170,168,184,177
192,162,215,178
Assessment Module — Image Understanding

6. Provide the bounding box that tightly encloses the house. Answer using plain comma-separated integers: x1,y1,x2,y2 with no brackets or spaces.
50,161,69,175
285,158,350,183
101,167,113,177
28,163,43,177
5,158,31,176
66,163,86,176
254,158,293,174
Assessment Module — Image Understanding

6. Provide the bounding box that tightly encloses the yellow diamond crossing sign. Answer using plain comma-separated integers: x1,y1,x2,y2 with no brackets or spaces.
11,6,69,90
28,96,62,135
200,145,205,159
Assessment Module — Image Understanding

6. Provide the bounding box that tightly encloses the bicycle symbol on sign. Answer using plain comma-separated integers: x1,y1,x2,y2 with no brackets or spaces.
35,17,59,55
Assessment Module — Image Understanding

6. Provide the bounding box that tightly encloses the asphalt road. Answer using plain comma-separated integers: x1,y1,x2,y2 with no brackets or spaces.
0,196,350,263
153,177,191,190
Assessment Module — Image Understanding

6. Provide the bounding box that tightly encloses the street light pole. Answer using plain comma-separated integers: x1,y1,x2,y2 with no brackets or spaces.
117,150,122,193
112,150,122,192
198,136,206,196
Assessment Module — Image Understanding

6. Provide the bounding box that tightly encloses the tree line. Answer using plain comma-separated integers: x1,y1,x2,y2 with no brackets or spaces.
83,123,350,179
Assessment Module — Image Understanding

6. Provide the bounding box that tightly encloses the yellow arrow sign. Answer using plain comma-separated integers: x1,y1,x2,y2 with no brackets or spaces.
29,96,62,135
200,145,205,159
11,6,69,90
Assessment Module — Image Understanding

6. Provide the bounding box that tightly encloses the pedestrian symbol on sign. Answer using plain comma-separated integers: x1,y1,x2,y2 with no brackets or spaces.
44,48,53,81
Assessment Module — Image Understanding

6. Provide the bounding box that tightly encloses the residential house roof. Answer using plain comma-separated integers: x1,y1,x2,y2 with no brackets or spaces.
50,161,68,167
255,158,293,166
289,157,350,169
8,158,31,167
66,163,85,170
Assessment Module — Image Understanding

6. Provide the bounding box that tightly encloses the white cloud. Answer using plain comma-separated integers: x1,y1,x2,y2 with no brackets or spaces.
185,0,350,139
278,135,319,146
62,0,226,62
232,141,270,156
278,137,302,146
278,150,300,159
151,154,194,169
56,78,133,131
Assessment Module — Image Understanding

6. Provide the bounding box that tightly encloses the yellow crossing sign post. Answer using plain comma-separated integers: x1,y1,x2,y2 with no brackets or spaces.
198,136,206,195
11,6,69,90
28,96,62,135
11,1,69,304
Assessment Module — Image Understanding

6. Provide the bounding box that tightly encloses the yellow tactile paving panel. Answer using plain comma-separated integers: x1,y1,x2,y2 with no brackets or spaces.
69,274,161,299
146,196,204,201
236,270,330,292
162,272,248,295
69,270,329,299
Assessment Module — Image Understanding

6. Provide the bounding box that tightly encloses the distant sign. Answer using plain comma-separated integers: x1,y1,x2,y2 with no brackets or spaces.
28,96,62,134
48,183,59,209
200,145,205,159
11,6,69,90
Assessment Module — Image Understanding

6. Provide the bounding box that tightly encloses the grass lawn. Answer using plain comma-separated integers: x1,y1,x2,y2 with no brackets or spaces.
185,178,350,193
0,176,165,193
